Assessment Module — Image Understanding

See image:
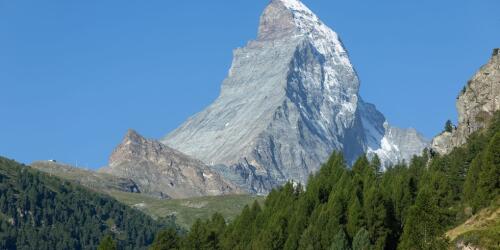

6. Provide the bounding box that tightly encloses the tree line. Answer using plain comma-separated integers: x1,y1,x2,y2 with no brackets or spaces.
151,112,499,250
1,112,498,249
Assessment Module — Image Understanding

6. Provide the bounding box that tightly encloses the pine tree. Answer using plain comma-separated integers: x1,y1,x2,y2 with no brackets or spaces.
220,202,260,249
399,188,448,250
370,155,382,175
475,132,500,209
97,235,117,250
184,219,207,249
150,228,180,250
283,197,310,250
463,156,481,210
330,229,350,250
444,120,453,133
253,214,288,250
346,196,363,239
352,228,371,250
463,131,500,212
210,213,226,236
363,186,388,249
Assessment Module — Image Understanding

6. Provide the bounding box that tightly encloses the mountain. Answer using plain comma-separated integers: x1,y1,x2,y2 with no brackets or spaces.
173,110,500,250
162,0,428,193
31,160,141,194
99,130,241,199
432,48,500,155
0,157,172,250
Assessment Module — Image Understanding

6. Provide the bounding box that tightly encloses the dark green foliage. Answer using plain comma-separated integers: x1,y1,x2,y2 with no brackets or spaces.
181,213,229,250
329,229,350,250
0,157,170,250
98,235,118,250
398,188,449,249
150,228,181,250
445,120,454,132
175,112,500,249
476,132,500,207
220,201,261,250
352,228,371,250
346,195,363,239
464,114,500,212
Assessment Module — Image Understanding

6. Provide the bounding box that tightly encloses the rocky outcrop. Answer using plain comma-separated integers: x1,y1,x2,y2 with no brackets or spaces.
99,130,241,199
31,161,141,194
432,49,500,155
162,0,428,193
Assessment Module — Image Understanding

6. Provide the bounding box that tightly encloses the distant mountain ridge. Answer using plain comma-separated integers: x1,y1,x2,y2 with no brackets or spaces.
99,130,242,199
31,160,141,194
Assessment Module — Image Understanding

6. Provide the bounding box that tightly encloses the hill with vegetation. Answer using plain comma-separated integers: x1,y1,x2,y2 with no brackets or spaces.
30,160,264,229
446,200,500,249
150,112,499,250
0,157,177,250
30,159,263,229
31,160,141,195
109,191,264,229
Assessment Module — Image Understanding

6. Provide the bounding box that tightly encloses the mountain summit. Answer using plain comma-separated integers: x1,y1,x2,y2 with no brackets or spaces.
100,129,240,198
161,0,428,194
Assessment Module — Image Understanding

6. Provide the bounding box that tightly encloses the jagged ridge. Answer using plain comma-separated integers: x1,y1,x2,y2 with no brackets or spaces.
100,130,241,199
32,160,141,194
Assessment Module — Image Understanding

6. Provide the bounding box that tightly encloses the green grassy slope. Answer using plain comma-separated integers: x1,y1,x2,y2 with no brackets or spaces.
109,191,265,228
446,200,500,249
31,161,141,194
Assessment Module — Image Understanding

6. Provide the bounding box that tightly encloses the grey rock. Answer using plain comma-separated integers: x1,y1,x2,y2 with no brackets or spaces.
162,0,428,193
432,49,500,155
359,101,429,166
99,130,242,199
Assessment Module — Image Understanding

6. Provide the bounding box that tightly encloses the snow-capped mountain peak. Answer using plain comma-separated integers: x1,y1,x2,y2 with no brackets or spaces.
260,0,348,59
162,0,429,193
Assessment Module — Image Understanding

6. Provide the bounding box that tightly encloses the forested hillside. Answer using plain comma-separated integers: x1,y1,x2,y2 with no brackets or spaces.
0,157,176,250
152,112,500,250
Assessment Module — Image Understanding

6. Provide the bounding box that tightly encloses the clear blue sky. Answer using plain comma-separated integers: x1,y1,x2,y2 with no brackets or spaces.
1,0,499,168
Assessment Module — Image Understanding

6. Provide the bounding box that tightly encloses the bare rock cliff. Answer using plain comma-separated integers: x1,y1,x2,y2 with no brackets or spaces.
432,49,500,154
99,130,241,199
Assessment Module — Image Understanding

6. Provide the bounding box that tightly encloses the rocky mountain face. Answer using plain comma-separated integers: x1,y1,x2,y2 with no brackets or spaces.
432,49,500,155
99,130,241,199
162,0,428,194
31,161,141,194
